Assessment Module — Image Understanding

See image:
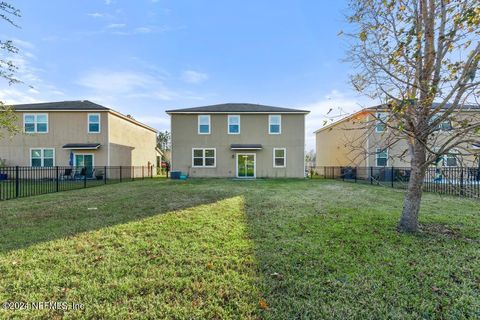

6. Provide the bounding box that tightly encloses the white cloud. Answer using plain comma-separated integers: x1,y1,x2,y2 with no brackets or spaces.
135,116,170,127
76,70,177,101
181,70,209,84
105,0,112,5
0,41,64,105
87,12,105,18
106,23,126,29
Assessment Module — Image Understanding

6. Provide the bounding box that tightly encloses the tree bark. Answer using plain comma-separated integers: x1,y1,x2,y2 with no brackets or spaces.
398,143,427,232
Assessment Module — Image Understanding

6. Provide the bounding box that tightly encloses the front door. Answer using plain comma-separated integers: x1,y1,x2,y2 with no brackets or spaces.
237,153,256,178
75,154,94,177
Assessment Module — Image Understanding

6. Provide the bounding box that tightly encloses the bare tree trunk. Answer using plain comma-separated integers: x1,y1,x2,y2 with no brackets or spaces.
398,143,427,232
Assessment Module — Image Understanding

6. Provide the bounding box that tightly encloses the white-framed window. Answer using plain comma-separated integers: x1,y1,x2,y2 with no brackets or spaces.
228,115,240,134
375,113,386,133
431,114,453,131
192,148,216,167
198,115,211,134
273,148,286,168
375,148,388,166
444,151,458,167
269,115,281,134
24,114,48,133
88,113,101,133
30,148,55,167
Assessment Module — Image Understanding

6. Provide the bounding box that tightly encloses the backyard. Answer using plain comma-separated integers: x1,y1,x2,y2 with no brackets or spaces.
0,179,479,319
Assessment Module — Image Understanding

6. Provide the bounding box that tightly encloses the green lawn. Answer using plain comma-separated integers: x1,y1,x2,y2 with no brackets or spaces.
1,179,479,319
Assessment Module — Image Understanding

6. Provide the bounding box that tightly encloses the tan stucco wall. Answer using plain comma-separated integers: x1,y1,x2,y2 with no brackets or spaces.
315,113,368,167
108,113,157,167
0,111,109,166
171,113,306,178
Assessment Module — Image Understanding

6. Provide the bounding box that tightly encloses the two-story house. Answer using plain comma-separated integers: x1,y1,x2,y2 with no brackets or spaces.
167,103,309,178
314,105,480,169
0,100,158,172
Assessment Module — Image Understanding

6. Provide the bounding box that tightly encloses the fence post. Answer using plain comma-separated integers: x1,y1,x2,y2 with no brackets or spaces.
120,166,122,182
15,166,19,198
342,167,345,181
56,166,59,192
460,168,464,196
391,166,394,188
324,166,326,179
355,167,357,183
142,166,145,180
104,166,107,184
84,167,87,188
151,165,153,179
370,166,373,185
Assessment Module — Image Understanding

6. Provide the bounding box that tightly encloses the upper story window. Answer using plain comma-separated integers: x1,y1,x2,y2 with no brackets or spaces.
228,115,240,134
31,148,55,167
198,115,211,134
431,114,453,131
88,113,101,133
269,115,281,134
375,113,386,133
24,114,48,133
375,148,388,166
273,148,286,168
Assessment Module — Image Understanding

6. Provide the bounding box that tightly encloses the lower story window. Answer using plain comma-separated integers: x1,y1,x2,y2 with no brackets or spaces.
31,148,55,167
375,148,388,166
273,148,286,168
192,148,216,167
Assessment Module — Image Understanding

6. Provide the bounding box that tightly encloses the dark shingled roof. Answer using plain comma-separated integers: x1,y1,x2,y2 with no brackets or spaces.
166,103,309,114
11,100,110,111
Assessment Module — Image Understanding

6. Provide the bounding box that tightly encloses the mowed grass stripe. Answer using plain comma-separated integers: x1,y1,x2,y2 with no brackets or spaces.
0,196,260,319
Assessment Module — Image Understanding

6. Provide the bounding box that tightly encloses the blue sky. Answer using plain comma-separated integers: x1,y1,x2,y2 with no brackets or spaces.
1,0,374,149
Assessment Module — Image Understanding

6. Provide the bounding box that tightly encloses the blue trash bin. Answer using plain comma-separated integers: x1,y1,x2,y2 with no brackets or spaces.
170,171,181,179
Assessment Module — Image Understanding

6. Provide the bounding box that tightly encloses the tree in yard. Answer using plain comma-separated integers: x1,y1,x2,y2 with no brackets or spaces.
0,2,22,138
157,130,171,151
346,0,480,232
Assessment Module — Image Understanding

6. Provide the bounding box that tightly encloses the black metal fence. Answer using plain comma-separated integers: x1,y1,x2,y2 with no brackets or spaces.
0,166,157,201
309,166,480,199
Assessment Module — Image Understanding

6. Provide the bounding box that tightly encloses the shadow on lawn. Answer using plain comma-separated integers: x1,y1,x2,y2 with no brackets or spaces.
0,179,241,253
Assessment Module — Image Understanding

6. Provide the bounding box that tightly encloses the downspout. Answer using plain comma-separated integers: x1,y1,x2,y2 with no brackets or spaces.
365,114,370,167
107,112,110,166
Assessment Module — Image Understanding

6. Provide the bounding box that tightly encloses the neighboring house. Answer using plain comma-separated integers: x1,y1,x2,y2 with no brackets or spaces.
314,105,480,168
0,101,158,173
167,103,309,178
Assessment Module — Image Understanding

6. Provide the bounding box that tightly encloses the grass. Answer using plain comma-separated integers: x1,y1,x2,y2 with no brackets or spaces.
1,179,479,319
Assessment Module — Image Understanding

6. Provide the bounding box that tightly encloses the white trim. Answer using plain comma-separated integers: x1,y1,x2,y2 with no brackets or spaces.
23,113,49,134
236,153,256,178
30,147,55,167
227,115,241,134
73,153,95,167
268,115,281,134
375,148,388,167
88,113,101,133
191,148,216,168
273,148,287,168
198,115,211,135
